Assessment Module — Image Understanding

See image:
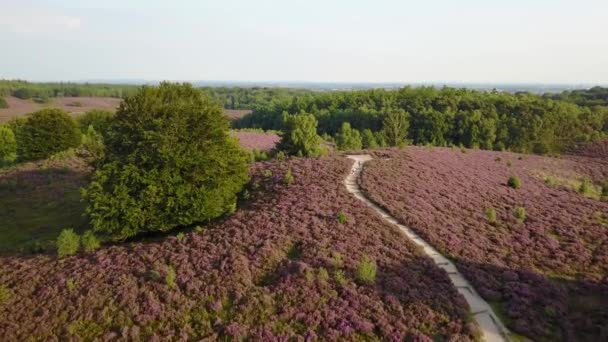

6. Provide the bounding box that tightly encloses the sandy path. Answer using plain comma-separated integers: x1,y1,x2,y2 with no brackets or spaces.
344,154,511,342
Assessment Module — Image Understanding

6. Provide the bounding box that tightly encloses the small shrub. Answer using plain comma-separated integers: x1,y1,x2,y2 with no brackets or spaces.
337,211,348,224
56,228,80,258
0,125,17,165
0,97,8,109
578,179,591,195
485,208,497,225
166,265,177,289
67,320,104,341
0,285,11,304
66,278,77,292
356,255,377,284
77,109,114,135
514,207,526,222
317,267,330,283
494,157,502,162
263,169,273,178
81,125,105,159
81,230,100,252
275,151,286,161
508,176,521,189
506,160,512,167
601,182,608,202
305,268,315,284
330,252,343,268
334,270,347,287
194,225,204,233
283,168,294,185
176,232,185,241
68,101,83,107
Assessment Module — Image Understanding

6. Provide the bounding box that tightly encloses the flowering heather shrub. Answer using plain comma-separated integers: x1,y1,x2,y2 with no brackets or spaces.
0,156,476,341
507,175,521,189
231,131,280,151
356,255,377,285
361,146,608,341
56,228,80,257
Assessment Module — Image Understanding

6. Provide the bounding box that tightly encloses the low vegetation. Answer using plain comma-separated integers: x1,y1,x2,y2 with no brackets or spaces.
56,228,80,258
17,108,81,161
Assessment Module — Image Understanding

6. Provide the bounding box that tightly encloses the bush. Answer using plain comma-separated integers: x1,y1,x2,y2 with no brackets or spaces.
335,122,362,150
485,208,497,225
337,212,348,224
77,109,114,135
0,97,7,109
514,207,526,222
56,228,80,257
82,83,250,241
508,176,521,189
382,109,409,147
283,168,294,185
18,108,81,161
334,270,347,287
81,125,105,160
356,255,377,284
0,126,17,165
0,285,11,305
166,265,177,289
277,113,324,157
578,179,591,195
81,230,100,252
601,182,608,202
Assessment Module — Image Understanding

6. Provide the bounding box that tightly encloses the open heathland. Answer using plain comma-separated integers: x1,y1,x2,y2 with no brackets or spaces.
231,131,281,151
0,157,479,341
359,146,608,341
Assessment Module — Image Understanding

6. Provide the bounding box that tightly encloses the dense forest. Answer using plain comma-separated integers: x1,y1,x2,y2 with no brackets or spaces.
0,80,139,100
201,86,313,110
233,87,608,153
544,86,608,107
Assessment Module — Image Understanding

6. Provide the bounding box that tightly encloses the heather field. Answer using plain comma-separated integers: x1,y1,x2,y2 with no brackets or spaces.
360,146,608,341
231,131,281,151
0,96,121,122
0,157,479,341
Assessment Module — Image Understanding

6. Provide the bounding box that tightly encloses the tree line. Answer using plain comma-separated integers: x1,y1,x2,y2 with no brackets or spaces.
234,87,608,154
0,80,140,101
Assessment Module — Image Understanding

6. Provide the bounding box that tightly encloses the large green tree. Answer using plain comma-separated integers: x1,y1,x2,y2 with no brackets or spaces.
83,83,250,240
382,109,410,146
278,113,325,156
0,125,17,164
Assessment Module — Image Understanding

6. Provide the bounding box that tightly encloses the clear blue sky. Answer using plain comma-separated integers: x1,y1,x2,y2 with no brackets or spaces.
1,0,607,83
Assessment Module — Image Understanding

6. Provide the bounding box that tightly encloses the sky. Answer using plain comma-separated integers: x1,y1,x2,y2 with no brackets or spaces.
0,0,607,84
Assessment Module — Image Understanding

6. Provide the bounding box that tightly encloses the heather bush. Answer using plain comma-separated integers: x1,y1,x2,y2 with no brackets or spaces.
166,265,177,289
81,230,100,252
0,125,17,165
283,168,294,185
56,228,80,258
18,108,81,161
508,175,521,189
514,207,526,222
485,207,497,225
335,122,362,150
82,83,250,240
356,255,377,284
337,211,348,224
0,285,10,305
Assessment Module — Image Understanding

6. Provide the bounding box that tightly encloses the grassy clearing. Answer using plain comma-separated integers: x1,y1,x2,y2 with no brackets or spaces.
0,157,90,254
534,171,604,200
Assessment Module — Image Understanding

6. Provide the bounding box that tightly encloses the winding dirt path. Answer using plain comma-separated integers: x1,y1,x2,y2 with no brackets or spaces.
345,155,510,342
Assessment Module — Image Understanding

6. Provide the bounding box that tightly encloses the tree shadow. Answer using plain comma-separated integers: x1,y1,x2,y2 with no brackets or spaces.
0,167,90,255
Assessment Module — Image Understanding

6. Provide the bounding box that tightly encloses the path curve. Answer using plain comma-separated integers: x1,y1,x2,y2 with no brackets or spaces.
345,155,510,342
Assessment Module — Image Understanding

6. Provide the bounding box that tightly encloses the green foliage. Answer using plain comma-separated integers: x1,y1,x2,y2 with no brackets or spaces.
356,255,377,284
485,208,497,225
263,169,273,178
176,232,185,241
506,160,513,167
601,182,608,202
382,109,409,147
0,96,7,108
82,83,250,241
18,108,81,161
66,278,77,292
334,270,347,287
67,320,104,341
514,207,527,222
317,267,330,283
0,125,17,165
578,178,592,195
330,252,344,268
508,176,521,189
335,122,363,150
166,265,177,289
81,230,100,252
0,80,138,99
56,228,80,258
277,113,324,157
361,128,378,149
337,211,348,224
0,285,11,305
77,109,114,135
275,151,286,161
81,125,105,160
283,168,294,185
250,149,269,162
